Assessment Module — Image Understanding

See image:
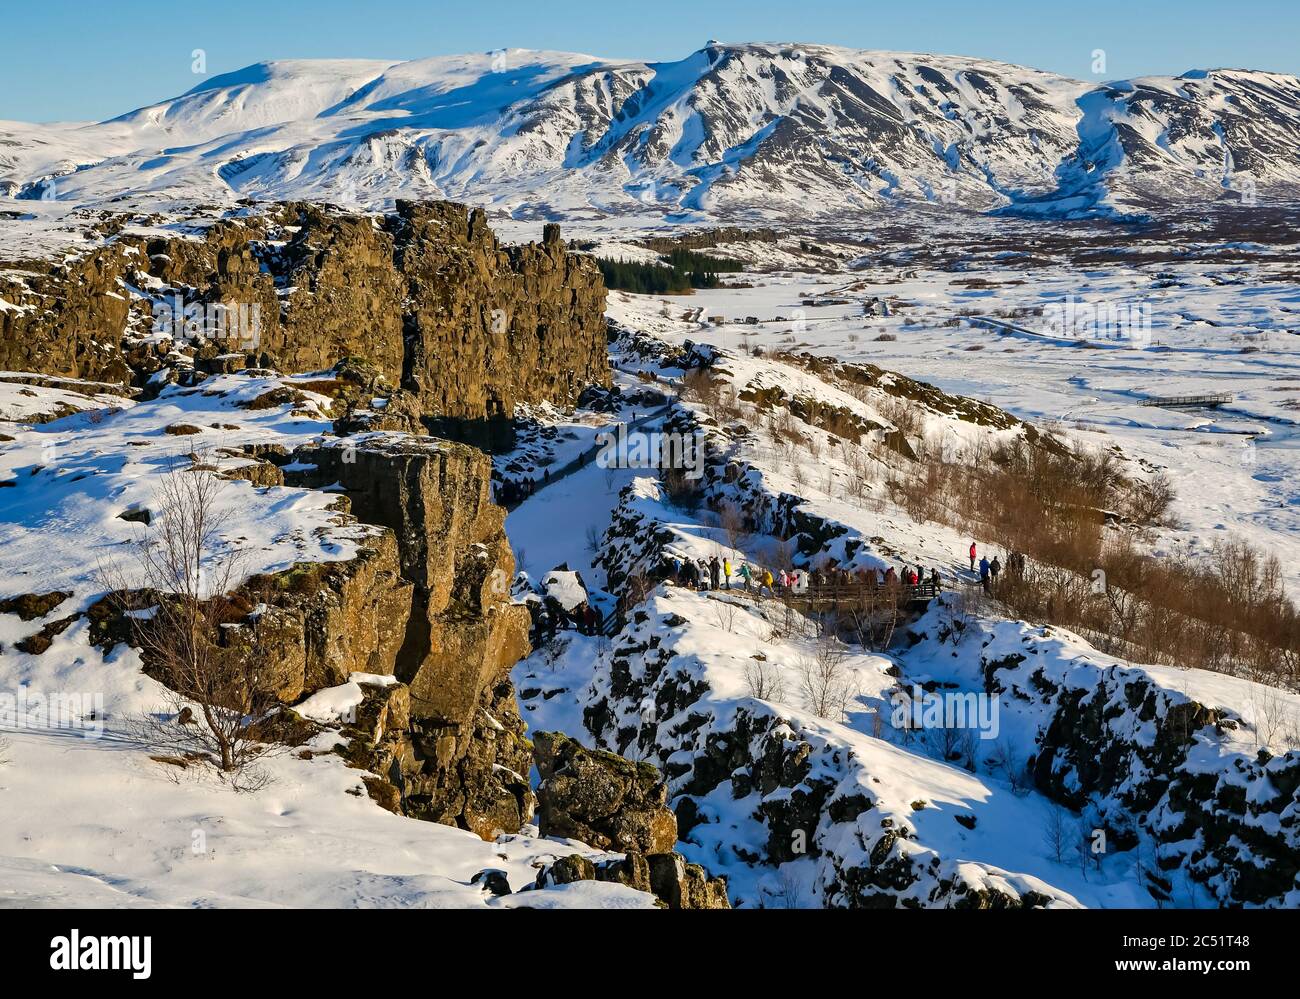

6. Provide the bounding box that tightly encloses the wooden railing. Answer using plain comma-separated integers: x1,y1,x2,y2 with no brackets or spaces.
1139,393,1233,408
781,580,939,607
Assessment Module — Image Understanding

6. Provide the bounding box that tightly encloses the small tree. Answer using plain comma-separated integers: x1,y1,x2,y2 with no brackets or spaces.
719,501,749,553
104,462,277,788
986,737,1032,795
1042,805,1070,864
797,637,856,722
744,656,786,702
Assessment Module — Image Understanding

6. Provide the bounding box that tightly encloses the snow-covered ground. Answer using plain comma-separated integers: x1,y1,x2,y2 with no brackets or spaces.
0,372,656,908
502,249,1300,906
4,200,1300,908
606,257,1300,591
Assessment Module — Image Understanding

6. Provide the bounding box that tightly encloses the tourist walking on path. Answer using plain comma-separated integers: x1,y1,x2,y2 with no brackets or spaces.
969,542,978,573
979,556,991,593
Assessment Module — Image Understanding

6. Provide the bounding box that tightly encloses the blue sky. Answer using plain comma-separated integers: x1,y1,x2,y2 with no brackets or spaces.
4,0,1298,122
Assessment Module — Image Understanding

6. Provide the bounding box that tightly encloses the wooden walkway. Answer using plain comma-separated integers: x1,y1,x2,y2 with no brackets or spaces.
1139,392,1233,409
781,580,939,611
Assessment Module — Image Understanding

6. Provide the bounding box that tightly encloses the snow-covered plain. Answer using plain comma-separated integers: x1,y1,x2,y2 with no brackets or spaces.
604,252,1300,592
503,241,1300,906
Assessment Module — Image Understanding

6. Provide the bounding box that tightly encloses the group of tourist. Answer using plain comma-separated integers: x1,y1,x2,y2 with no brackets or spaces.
970,543,1025,593
665,542,1028,601
666,554,942,597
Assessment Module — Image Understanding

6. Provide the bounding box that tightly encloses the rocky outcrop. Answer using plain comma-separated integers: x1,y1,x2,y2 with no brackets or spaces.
0,242,138,385
394,203,609,425
580,594,1073,909
535,850,731,910
332,671,535,841
0,200,609,427
530,731,729,909
224,531,412,702
179,434,535,839
984,650,1300,907
533,730,678,854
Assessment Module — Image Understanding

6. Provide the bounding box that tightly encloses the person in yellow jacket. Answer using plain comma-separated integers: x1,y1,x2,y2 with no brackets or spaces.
761,568,774,596
723,558,733,589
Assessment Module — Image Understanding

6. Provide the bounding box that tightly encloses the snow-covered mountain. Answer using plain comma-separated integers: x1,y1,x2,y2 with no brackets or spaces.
4,43,1300,219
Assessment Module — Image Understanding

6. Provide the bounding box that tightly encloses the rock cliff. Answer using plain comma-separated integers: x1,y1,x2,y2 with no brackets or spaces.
255,434,536,838
0,200,609,437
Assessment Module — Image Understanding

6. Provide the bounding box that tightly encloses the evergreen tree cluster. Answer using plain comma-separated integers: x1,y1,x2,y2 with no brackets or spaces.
596,250,741,294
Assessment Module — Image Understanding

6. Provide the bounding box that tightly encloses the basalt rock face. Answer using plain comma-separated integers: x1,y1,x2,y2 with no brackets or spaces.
535,850,731,910
531,731,731,909
0,201,609,424
0,243,138,385
164,434,535,838
534,730,679,854
269,434,534,838
393,202,609,424
223,530,413,703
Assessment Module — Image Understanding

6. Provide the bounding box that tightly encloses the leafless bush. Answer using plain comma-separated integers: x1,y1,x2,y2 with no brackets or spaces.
772,869,805,908
922,724,977,770
986,737,1032,795
1042,805,1071,864
913,433,1300,689
744,656,787,702
767,595,816,642
709,595,741,634
876,393,922,439
1123,471,1177,526
661,464,703,506
797,638,857,722
100,462,280,789
719,500,750,552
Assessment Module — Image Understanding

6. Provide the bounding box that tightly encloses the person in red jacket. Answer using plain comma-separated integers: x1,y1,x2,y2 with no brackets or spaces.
969,542,977,572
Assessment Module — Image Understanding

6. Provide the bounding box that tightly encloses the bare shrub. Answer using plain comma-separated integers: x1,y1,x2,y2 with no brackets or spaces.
719,500,750,552
661,464,703,506
1123,470,1177,525
797,638,857,721
876,393,921,439
987,737,1032,795
585,523,603,556
102,463,279,789
1042,805,1071,864
922,724,976,770
744,656,787,702
709,595,741,634
915,432,1300,690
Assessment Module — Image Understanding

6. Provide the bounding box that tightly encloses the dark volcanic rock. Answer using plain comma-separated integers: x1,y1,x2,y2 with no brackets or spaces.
533,730,678,854
0,200,609,421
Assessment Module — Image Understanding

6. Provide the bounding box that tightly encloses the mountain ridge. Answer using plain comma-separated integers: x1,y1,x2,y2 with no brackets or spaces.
3,42,1299,220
